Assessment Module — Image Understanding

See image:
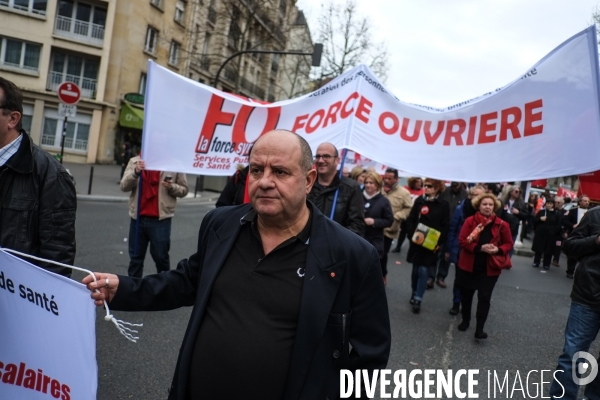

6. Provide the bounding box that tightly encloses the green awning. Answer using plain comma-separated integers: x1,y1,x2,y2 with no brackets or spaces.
119,103,144,130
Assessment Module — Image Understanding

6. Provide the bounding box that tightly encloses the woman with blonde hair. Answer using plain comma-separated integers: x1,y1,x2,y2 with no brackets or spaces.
350,166,367,189
362,171,394,284
405,178,449,313
457,192,513,339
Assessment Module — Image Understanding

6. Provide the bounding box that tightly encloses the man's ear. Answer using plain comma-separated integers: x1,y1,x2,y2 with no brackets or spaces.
305,168,317,193
7,111,21,130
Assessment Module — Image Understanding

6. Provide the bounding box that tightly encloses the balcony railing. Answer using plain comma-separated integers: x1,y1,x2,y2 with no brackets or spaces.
223,67,237,83
41,134,56,147
47,71,97,99
200,55,210,71
207,7,216,24
65,137,88,151
54,15,105,46
240,76,265,99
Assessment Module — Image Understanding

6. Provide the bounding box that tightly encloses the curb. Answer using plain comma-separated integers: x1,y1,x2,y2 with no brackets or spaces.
77,195,128,202
77,194,219,204
514,247,534,258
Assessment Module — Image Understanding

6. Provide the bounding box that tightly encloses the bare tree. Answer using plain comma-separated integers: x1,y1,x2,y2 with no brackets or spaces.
316,0,389,83
275,9,314,100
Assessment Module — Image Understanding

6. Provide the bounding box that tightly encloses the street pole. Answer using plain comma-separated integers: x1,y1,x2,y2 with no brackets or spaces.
59,116,68,165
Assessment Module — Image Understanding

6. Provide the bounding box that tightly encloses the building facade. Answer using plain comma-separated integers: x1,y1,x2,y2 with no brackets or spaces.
0,0,116,163
1,0,314,165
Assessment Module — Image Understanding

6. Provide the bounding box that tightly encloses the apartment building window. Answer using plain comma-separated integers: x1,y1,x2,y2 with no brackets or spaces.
0,37,41,72
0,0,47,16
55,1,107,44
41,108,91,151
21,104,33,133
271,54,280,72
47,51,99,99
169,41,180,65
174,0,185,23
150,0,161,8
139,73,147,95
145,26,158,54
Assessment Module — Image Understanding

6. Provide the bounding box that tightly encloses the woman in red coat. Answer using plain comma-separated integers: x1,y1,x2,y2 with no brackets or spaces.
456,193,513,339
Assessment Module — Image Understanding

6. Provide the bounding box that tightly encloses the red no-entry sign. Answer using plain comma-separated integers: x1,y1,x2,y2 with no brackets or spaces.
57,82,81,105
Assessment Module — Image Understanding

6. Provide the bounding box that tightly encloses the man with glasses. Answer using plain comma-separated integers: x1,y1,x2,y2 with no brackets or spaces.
307,142,365,236
0,77,76,277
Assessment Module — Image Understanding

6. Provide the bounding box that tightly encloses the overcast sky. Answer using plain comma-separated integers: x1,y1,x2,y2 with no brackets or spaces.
296,0,600,107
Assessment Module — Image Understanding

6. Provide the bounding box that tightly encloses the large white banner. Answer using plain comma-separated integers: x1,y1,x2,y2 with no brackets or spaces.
142,26,600,182
0,249,97,399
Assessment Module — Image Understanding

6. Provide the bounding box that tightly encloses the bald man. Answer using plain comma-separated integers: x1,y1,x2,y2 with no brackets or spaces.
308,142,365,236
83,130,390,400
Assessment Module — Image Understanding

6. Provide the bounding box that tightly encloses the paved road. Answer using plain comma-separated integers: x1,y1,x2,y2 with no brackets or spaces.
75,201,599,399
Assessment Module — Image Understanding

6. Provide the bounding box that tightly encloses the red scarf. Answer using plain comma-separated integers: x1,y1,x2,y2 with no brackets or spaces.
466,212,495,243
139,170,161,217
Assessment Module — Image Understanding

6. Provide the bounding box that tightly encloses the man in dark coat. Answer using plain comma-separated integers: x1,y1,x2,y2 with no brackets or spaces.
83,130,390,400
563,195,591,278
308,142,365,237
0,77,76,277
550,207,600,399
531,198,562,269
434,182,468,286
215,164,248,207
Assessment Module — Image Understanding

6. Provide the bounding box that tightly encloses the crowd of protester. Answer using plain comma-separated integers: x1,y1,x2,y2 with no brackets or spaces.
213,143,598,346
216,142,593,331
5,71,600,398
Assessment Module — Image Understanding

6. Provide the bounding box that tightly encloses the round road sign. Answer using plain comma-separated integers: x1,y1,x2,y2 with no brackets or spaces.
57,82,81,105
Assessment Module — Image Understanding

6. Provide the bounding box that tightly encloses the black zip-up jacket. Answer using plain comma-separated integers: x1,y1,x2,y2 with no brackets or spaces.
308,174,365,237
0,131,76,277
563,207,600,310
215,166,248,208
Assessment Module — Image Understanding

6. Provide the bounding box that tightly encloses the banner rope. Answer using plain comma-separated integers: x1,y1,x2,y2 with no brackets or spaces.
2,249,143,343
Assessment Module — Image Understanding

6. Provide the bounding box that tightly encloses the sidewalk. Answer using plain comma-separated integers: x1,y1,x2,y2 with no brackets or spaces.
63,162,221,203
513,235,534,258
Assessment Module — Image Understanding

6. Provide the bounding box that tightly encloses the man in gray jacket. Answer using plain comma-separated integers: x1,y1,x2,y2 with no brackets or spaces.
120,157,188,277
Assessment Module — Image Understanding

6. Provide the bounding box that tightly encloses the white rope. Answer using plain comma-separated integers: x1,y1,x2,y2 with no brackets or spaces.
3,249,143,343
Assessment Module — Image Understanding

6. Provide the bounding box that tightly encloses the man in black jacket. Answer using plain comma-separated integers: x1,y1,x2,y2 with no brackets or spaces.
550,207,600,399
83,130,390,400
308,142,365,237
215,165,248,207
563,195,591,278
0,77,76,277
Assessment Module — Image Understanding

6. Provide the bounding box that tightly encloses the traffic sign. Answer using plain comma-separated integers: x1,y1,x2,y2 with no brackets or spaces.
57,82,81,105
58,103,77,118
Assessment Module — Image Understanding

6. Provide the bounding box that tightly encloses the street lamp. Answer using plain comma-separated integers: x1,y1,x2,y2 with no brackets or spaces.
213,43,323,88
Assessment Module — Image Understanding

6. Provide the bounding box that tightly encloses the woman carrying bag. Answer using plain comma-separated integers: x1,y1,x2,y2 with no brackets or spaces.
456,193,514,339
405,178,449,314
